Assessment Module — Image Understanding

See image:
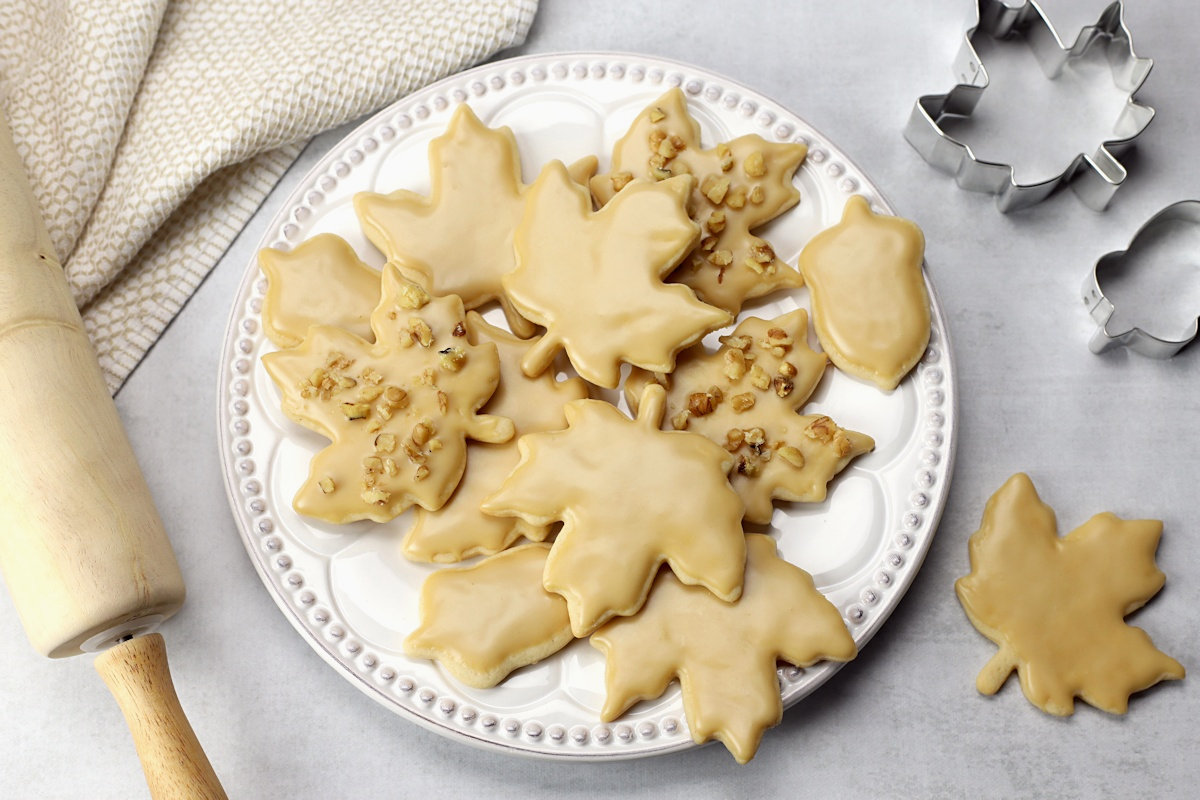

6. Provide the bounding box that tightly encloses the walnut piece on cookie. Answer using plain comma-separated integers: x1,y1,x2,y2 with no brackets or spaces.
481,384,746,637
956,473,1184,716
259,234,380,348
401,312,588,563
626,309,873,524
798,195,930,391
404,543,574,688
592,88,807,314
591,534,856,763
503,161,731,388
262,264,513,523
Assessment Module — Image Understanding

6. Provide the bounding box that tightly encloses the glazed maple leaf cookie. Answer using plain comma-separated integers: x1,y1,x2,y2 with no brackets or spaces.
627,309,874,524
404,544,574,688
592,534,856,763
401,312,589,563
354,104,599,339
481,384,746,637
956,473,1185,715
504,161,731,388
592,88,807,314
262,264,514,523
798,195,930,391
259,234,380,348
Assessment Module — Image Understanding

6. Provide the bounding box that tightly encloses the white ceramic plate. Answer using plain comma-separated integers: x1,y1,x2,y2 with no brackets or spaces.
217,52,957,759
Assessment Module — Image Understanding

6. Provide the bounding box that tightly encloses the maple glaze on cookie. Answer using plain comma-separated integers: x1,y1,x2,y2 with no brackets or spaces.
798,195,929,391
956,473,1184,715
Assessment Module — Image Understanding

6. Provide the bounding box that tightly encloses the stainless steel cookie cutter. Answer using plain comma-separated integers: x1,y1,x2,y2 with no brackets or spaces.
904,0,1153,213
1084,200,1200,358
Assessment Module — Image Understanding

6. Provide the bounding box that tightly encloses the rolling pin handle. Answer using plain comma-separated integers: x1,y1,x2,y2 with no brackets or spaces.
94,634,228,800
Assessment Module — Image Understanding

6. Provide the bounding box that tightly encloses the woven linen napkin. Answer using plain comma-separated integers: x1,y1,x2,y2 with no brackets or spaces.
0,0,538,391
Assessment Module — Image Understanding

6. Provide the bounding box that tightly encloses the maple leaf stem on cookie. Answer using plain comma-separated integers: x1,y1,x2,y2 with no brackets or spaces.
956,473,1184,716
481,384,747,637
503,161,731,389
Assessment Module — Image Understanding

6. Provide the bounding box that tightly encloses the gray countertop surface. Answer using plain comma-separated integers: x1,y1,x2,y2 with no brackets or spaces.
3,1,1199,797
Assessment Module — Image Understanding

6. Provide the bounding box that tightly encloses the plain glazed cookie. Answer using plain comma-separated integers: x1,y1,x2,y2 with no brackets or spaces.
626,309,873,524
482,384,746,637
503,162,731,389
956,473,1184,715
798,195,930,391
404,544,574,688
401,313,588,563
262,265,513,523
591,534,856,763
592,88,807,314
259,234,380,347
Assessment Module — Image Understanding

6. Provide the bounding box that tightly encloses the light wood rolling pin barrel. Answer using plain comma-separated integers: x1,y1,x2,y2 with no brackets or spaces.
0,112,227,799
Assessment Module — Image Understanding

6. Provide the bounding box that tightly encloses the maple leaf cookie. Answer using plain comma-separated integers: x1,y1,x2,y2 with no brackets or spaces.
259,234,380,348
627,309,873,524
592,88,808,314
354,105,599,339
401,313,588,563
956,473,1184,715
481,384,746,637
262,264,513,523
404,544,574,688
592,534,856,763
504,161,731,388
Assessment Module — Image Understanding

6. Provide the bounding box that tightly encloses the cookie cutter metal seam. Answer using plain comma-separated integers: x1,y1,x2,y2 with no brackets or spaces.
1084,200,1200,358
904,0,1153,213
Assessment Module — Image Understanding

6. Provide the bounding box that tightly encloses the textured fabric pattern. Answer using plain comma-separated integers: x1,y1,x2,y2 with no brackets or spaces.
0,0,538,391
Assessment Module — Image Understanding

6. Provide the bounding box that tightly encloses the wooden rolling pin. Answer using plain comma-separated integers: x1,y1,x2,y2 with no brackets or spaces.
0,112,226,799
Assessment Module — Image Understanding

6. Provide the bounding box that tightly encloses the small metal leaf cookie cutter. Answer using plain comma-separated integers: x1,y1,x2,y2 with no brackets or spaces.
904,0,1153,212
1084,200,1200,358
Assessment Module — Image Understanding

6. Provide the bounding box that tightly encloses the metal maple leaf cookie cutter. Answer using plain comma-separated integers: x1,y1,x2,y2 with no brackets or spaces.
904,0,1153,212
1083,200,1200,358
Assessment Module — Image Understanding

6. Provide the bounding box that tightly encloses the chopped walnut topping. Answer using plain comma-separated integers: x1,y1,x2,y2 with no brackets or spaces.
701,175,731,205
403,438,426,464
326,353,353,370
428,438,443,452
408,318,434,348
361,486,390,505
649,129,667,147
707,385,724,402
743,150,766,177
383,457,399,477
726,187,747,209
416,368,437,387
396,282,430,310
309,367,327,387
650,165,673,181
361,366,383,385
751,242,775,264
723,348,748,381
706,210,726,234
358,385,384,403
649,107,666,123
437,390,449,414
648,153,667,170
687,392,717,417
414,465,431,482
452,322,467,337
749,185,765,204
365,419,382,434
657,138,679,159
701,235,718,252
743,256,766,276
670,410,690,431
384,386,408,407
731,393,756,413
689,254,706,271
720,334,753,351
778,445,805,469
318,477,336,494
749,364,771,391
362,456,383,474
745,427,766,447
438,346,466,372
374,433,397,454
611,171,634,192
773,377,795,398
341,402,370,420
337,376,357,389
717,143,734,172
778,361,797,378
804,416,837,444
734,454,760,477
412,422,433,447
725,428,745,452
707,249,733,267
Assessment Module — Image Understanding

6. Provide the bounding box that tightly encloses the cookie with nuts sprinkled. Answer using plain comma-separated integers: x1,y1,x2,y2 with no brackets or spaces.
482,384,746,637
401,312,589,563
592,88,808,315
626,309,873,524
504,161,731,389
262,263,514,523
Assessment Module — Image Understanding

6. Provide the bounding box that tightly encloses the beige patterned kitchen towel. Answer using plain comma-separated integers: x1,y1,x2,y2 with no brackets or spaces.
0,0,538,391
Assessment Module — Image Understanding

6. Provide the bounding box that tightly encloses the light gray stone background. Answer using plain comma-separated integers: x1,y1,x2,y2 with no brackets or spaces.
2,1,1198,797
